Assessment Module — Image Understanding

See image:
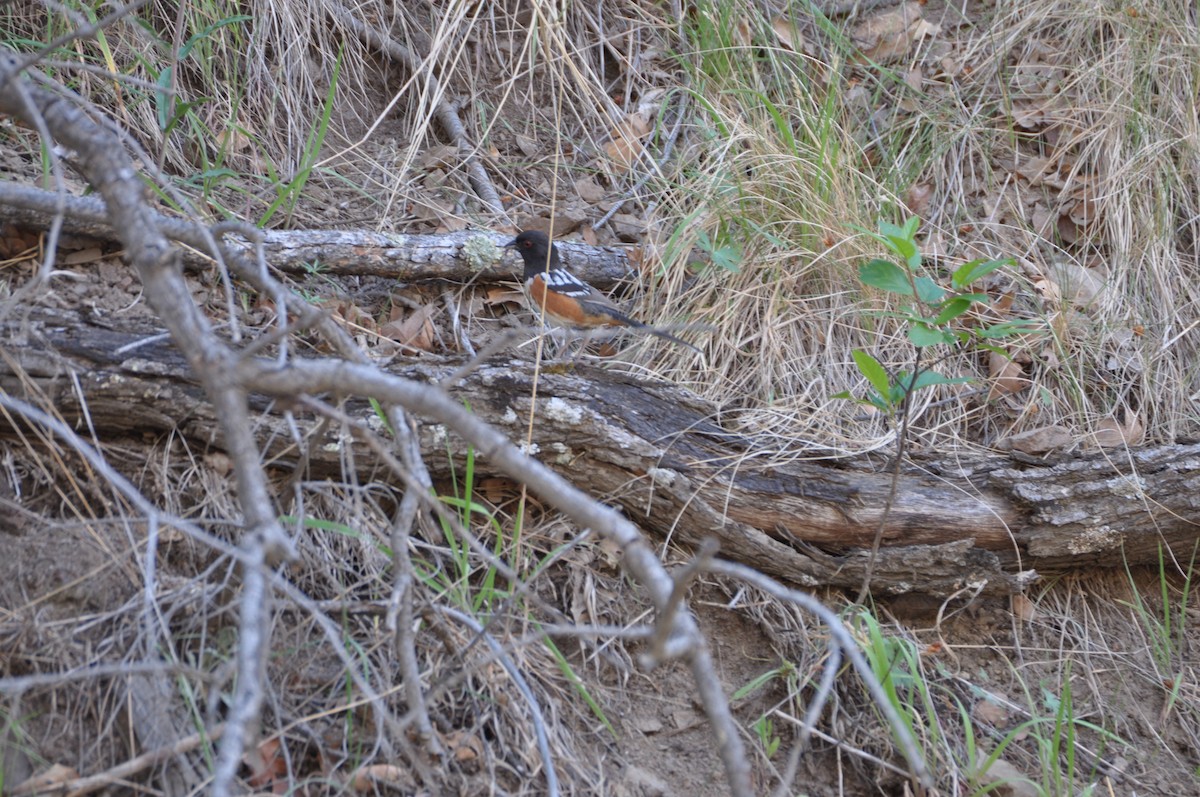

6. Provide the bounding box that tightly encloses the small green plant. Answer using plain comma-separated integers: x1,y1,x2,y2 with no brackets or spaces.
837,217,1039,601
734,661,799,760
751,715,782,758
1119,541,1197,719
836,217,1034,418
258,46,342,227
853,608,939,768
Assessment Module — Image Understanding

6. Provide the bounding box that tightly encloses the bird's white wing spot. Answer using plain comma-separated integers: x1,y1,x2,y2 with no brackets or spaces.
544,269,592,297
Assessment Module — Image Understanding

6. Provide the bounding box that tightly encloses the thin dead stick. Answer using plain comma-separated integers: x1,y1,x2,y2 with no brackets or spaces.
386,410,444,764
0,400,409,788
437,607,559,797
239,357,754,797
0,662,203,694
706,558,931,788
328,2,506,218
0,53,295,797
644,537,719,666
10,723,223,797
441,289,476,357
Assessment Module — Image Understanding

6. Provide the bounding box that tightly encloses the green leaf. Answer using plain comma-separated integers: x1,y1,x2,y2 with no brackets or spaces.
878,220,906,241
901,216,921,239
932,297,972,325
697,230,743,273
908,323,955,347
852,349,892,398
909,371,972,390
914,276,945,304
952,257,1013,288
369,397,394,435
179,15,253,60
867,393,892,412
891,370,971,400
978,319,1043,339
887,235,919,265
859,259,913,296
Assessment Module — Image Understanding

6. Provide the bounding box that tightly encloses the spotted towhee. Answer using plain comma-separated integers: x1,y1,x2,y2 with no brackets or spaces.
505,230,700,353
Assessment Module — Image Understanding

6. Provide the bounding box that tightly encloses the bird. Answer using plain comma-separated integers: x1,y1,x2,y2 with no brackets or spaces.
504,230,701,353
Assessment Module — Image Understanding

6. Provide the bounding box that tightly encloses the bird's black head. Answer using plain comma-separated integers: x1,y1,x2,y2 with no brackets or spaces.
505,229,560,278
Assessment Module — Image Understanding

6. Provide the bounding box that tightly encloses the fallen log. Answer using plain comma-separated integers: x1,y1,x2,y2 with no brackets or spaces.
4,306,1197,596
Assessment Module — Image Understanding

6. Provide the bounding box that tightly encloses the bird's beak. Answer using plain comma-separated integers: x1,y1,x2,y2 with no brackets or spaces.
503,237,519,249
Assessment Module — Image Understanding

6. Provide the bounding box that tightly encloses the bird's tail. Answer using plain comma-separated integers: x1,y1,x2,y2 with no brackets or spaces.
645,325,703,354
605,307,703,353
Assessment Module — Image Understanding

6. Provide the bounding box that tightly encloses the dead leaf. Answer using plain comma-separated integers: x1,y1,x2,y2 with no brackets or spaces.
217,126,253,154
993,291,1015,315
332,301,377,335
771,16,804,51
1031,203,1056,238
904,66,923,91
349,764,409,792
904,183,934,215
517,212,585,238
1015,155,1068,189
443,729,485,764
62,246,104,265
379,302,438,352
974,758,1040,797
1002,425,1073,455
1105,327,1144,372
987,351,1026,397
973,698,1010,726
853,2,927,62
244,736,287,791
484,287,525,307
1092,412,1144,448
1011,593,1037,624
1049,261,1104,308
419,143,458,170
515,134,539,157
575,176,606,203
205,451,234,476
477,477,517,503
412,196,458,228
603,112,653,172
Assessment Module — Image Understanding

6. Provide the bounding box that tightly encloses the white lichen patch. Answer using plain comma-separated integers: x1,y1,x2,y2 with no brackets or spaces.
365,411,388,433
1068,524,1122,554
550,441,573,464
1106,474,1146,500
428,424,447,446
322,430,352,453
543,396,584,424
462,235,506,270
500,407,518,424
647,467,678,487
519,442,540,456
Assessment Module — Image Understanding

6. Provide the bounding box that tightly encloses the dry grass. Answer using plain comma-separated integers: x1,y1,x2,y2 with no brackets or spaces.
7,0,1200,456
635,0,1200,456
3,0,1200,794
